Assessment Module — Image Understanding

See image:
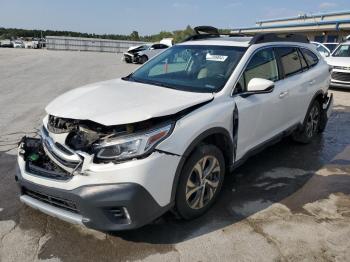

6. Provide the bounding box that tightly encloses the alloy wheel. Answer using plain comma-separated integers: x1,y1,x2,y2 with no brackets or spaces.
306,104,320,138
185,156,221,210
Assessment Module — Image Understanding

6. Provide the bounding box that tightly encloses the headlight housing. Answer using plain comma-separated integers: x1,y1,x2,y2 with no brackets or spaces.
94,123,173,161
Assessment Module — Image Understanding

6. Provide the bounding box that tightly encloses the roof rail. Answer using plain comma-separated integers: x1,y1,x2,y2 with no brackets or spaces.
249,33,309,44
182,26,309,44
182,26,253,42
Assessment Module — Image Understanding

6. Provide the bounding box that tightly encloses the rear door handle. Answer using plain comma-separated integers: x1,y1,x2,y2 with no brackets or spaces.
279,91,289,98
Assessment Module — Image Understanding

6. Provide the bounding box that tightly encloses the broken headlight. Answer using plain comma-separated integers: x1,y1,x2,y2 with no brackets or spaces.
94,123,173,161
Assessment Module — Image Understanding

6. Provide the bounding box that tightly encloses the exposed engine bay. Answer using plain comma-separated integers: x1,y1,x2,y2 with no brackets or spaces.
47,114,172,153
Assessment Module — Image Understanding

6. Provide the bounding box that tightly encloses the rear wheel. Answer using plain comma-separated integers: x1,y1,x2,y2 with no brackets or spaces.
292,100,321,143
175,144,225,219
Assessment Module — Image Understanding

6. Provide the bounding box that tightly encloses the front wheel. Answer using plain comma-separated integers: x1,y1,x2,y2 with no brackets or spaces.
175,144,225,220
292,100,321,143
139,55,148,64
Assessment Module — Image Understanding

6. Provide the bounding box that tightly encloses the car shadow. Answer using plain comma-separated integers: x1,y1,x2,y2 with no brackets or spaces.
0,106,349,256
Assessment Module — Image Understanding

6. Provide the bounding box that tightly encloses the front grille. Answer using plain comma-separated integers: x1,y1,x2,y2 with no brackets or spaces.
23,188,79,213
332,71,350,82
334,66,350,70
55,142,74,156
43,140,80,169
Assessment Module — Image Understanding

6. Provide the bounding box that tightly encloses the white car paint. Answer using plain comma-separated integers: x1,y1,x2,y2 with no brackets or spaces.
325,42,350,88
46,78,213,126
160,38,173,47
17,35,332,229
326,56,350,68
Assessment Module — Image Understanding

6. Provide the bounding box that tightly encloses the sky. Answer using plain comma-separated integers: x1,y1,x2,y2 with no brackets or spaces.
1,0,350,35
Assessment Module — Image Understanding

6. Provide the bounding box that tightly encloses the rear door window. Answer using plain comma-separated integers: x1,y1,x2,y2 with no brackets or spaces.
276,47,303,77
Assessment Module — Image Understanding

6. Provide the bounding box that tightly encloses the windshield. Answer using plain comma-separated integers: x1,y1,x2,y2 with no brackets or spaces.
125,45,246,93
332,44,350,57
130,45,150,52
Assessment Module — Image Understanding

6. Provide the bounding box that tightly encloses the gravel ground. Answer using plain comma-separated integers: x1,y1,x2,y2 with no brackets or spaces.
0,48,350,262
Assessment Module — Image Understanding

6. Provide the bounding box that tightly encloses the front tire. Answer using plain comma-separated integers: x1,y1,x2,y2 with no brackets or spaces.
175,144,225,220
140,55,148,64
292,100,321,144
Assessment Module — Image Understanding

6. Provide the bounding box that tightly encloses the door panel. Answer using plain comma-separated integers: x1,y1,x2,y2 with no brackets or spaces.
235,48,287,160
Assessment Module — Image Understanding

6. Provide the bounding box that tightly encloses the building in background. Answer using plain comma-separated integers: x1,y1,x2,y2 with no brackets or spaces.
231,10,350,42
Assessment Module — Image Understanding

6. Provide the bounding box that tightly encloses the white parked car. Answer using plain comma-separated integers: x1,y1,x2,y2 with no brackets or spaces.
123,39,173,64
311,42,332,57
323,42,339,53
326,41,350,88
12,40,25,48
17,27,333,231
134,43,170,63
123,44,152,63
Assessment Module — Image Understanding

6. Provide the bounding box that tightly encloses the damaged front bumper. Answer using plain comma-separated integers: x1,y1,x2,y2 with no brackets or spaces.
16,134,180,231
123,52,134,63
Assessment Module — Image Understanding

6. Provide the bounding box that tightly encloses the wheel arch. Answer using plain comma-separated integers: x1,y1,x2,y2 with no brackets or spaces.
170,127,233,202
302,90,325,125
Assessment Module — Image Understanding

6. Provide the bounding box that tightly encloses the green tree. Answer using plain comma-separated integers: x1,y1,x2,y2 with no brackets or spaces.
130,31,140,41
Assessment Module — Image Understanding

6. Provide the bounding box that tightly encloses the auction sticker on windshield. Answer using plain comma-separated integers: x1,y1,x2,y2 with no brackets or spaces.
206,54,228,62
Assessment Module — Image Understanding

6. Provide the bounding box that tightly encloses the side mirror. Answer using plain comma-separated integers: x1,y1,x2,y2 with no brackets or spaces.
246,78,274,94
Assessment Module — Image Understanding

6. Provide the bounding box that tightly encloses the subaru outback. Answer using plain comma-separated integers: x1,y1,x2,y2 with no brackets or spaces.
16,26,333,231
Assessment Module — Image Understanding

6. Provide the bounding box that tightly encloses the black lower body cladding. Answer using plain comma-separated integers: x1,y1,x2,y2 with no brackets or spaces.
16,167,170,231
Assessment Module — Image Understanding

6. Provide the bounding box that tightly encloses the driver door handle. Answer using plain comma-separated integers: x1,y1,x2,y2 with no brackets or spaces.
279,91,289,98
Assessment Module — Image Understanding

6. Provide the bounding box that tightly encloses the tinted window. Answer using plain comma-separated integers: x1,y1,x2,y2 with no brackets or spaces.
237,48,279,91
301,49,319,67
277,47,302,77
151,44,160,49
297,49,308,71
157,44,169,49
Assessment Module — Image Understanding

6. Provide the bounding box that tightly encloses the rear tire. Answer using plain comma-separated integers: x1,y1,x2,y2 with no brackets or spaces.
175,144,225,220
292,100,321,144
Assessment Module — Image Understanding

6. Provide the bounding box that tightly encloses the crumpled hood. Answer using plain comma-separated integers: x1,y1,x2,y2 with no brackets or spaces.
46,78,213,126
326,57,350,67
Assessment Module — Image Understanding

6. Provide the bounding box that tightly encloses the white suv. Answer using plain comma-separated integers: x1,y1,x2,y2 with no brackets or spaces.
17,27,333,231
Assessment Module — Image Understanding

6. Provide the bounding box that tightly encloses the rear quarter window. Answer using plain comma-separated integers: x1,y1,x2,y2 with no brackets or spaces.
276,47,303,77
301,48,319,68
